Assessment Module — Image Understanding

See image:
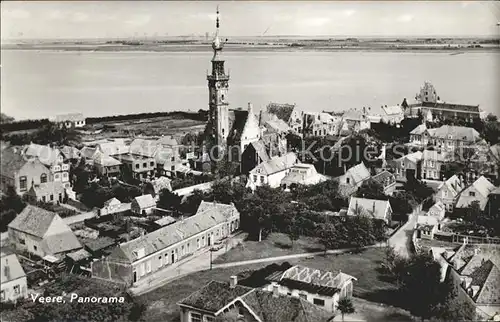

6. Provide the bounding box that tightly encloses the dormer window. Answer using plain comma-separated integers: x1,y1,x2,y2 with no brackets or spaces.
133,248,145,259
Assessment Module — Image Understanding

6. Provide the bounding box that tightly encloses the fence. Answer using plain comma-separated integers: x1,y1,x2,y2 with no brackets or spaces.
434,232,500,245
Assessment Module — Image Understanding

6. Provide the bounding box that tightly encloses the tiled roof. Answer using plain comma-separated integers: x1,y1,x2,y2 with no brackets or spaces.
470,176,496,199
473,261,500,305
421,101,480,112
43,232,82,255
8,205,58,237
154,216,176,227
133,194,156,209
428,201,445,214
66,249,92,262
250,152,298,176
345,162,371,186
55,113,85,122
84,237,116,253
178,280,253,312
347,197,391,221
397,151,423,163
227,109,249,145
382,105,403,116
1,148,28,178
93,151,122,167
97,141,129,156
157,136,179,147
0,253,26,283
80,146,98,159
60,146,81,160
266,102,296,123
490,144,500,161
410,124,427,135
241,288,335,322
24,143,62,166
456,176,495,210
437,175,463,196
422,149,448,162
111,201,238,262
249,140,271,163
417,215,439,227
427,125,481,142
150,177,172,194
104,197,121,207
371,171,395,186
129,138,157,158
281,164,328,186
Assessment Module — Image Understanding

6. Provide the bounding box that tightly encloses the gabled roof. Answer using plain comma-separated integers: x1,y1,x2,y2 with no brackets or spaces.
24,143,62,166
489,144,500,161
396,151,423,163
1,252,26,283
227,109,253,145
427,125,481,142
93,151,122,167
43,232,82,255
371,171,395,186
347,197,392,221
266,102,296,123
60,146,81,160
247,140,271,163
420,101,480,113
417,215,439,227
344,162,371,186
129,138,158,158
97,141,129,156
422,149,448,162
157,136,179,147
470,176,496,199
133,194,156,209
110,201,238,262
250,152,298,176
456,176,496,210
150,176,172,194
179,280,336,322
80,146,98,159
1,148,28,178
437,175,463,196
281,164,328,186
473,261,500,305
428,201,445,214
103,197,121,207
382,105,403,116
410,124,427,135
8,205,58,237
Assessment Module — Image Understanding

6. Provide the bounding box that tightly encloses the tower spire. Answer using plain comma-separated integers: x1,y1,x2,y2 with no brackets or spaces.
216,5,220,29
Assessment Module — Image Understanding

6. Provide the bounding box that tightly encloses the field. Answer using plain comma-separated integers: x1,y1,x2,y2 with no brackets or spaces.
212,233,324,264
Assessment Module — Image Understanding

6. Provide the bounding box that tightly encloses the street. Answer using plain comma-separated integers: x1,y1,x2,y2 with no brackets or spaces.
387,212,420,258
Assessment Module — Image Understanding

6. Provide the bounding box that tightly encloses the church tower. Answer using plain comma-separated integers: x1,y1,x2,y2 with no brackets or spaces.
207,7,230,151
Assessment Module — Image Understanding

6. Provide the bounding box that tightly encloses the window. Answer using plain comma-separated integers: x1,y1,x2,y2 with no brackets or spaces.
171,165,175,171
203,316,215,322
140,263,145,276
202,236,205,247
40,173,48,183
150,161,154,167
197,238,200,249
346,177,350,184
260,176,264,184
50,194,54,201
54,173,60,180
190,312,202,322
158,255,162,267
146,261,151,273
187,242,190,253
62,172,68,179
0,290,4,301
135,164,140,169
19,238,25,245
33,245,38,251
143,162,147,168
299,293,307,300
14,285,20,295
181,245,185,256
253,175,257,182
19,176,27,191
469,191,476,197
313,298,325,306
42,196,46,203
164,253,168,265
171,157,175,162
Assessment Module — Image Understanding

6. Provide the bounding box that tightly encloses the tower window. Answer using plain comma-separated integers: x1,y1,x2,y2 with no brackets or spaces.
222,129,225,135
221,94,225,101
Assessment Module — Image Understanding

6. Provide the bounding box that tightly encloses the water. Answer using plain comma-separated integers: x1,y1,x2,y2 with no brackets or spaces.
1,50,499,120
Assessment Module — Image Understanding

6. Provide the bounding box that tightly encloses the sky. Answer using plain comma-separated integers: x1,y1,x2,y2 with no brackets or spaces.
1,1,500,40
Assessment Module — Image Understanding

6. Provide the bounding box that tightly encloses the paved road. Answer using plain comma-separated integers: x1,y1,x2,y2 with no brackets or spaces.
387,212,420,258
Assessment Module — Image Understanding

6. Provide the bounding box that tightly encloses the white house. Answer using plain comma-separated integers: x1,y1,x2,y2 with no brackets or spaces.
55,113,86,128
131,194,156,215
435,175,464,212
455,176,496,211
246,152,299,190
347,197,393,224
280,163,329,189
0,252,27,303
336,162,371,197
263,265,357,313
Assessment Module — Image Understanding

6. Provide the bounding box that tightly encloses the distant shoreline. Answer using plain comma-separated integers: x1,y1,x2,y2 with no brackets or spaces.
2,43,500,53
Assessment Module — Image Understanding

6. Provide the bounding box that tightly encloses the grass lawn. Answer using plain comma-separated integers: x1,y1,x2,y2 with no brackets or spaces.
137,263,274,322
212,233,324,264
138,245,404,321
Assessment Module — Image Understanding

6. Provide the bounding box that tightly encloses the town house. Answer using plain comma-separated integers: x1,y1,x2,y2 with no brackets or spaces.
23,143,71,188
91,201,240,286
371,170,396,195
93,151,122,177
26,181,67,204
246,152,298,190
1,252,27,303
302,112,339,137
262,265,357,313
281,163,329,189
388,151,422,182
455,176,496,211
336,162,371,197
346,197,393,224
435,175,464,212
409,124,482,152
421,149,448,180
178,276,335,322
1,148,52,195
8,205,82,260
131,194,156,215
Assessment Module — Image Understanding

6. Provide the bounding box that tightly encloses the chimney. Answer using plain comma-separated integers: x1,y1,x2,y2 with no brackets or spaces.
248,102,253,112
230,275,238,288
272,282,279,297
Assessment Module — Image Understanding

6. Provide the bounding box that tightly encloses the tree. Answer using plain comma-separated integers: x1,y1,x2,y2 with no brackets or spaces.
432,276,476,321
286,216,301,248
396,253,448,319
157,188,182,214
317,222,339,255
337,298,355,322
355,179,387,200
